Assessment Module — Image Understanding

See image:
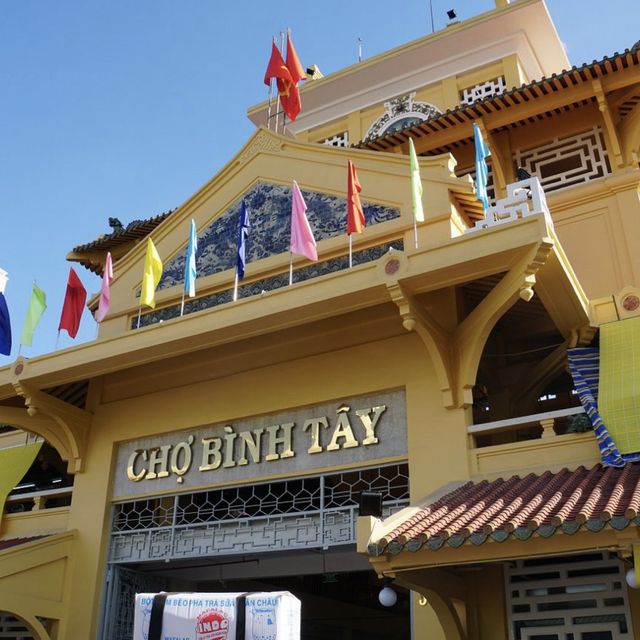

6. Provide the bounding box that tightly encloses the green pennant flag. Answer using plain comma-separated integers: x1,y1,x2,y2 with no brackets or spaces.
409,138,424,223
20,283,47,347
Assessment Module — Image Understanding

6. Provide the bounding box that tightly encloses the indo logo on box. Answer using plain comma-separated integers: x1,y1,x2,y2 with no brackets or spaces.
196,610,230,640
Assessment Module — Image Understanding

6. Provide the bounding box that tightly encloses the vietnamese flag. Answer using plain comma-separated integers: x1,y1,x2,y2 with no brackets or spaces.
264,39,301,122
347,160,365,235
58,267,87,339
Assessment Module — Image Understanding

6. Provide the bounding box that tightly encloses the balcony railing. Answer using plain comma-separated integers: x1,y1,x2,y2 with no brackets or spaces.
4,486,73,514
467,406,600,474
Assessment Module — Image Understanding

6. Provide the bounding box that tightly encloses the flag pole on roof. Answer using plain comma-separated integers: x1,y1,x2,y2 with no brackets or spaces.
346,160,365,268
0,269,11,357
20,281,47,354
57,266,88,349
289,180,318,285
138,237,163,329
409,137,424,249
473,122,491,212
181,220,198,317
233,200,250,302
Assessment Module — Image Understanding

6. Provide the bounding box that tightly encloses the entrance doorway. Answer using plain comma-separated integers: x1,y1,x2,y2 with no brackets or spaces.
102,547,410,640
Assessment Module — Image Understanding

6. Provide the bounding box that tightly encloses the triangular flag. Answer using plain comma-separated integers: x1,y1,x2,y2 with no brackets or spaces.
59,267,87,339
236,201,251,282
347,160,365,235
141,238,163,309
95,252,113,323
473,122,491,211
286,34,307,84
20,283,47,347
290,181,317,261
409,138,424,223
184,220,198,298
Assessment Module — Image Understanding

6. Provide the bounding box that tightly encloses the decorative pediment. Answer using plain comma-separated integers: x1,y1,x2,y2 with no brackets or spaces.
158,181,400,291
365,92,441,141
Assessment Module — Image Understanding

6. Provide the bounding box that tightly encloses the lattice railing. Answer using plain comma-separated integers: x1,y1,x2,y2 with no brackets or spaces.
460,77,506,106
321,132,349,147
514,127,611,193
109,463,409,563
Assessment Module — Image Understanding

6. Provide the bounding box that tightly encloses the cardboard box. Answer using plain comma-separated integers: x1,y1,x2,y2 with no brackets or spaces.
133,591,301,640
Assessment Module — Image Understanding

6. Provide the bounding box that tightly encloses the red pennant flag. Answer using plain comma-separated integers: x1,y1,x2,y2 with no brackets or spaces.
347,161,365,235
58,267,87,338
286,35,307,84
264,39,301,122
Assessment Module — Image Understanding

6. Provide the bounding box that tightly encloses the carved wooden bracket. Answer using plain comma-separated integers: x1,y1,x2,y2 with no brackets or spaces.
593,79,625,168
379,243,558,409
11,380,92,474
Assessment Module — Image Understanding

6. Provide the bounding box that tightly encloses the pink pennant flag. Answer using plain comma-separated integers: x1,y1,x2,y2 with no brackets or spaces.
290,181,317,261
96,252,113,323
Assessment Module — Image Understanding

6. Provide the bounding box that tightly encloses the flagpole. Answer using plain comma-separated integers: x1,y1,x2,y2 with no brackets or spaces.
414,219,419,250
273,34,281,133
136,303,142,329
55,330,60,351
289,252,293,286
180,290,186,317
233,272,239,302
280,30,287,134
349,235,353,268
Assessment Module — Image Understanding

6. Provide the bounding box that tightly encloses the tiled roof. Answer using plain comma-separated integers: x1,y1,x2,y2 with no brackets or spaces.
356,44,640,153
0,535,48,552
68,210,175,275
71,210,175,254
370,463,640,556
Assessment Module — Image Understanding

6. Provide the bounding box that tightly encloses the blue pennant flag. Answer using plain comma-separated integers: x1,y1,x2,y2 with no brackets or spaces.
0,292,11,356
473,122,491,211
184,219,198,298
236,200,251,281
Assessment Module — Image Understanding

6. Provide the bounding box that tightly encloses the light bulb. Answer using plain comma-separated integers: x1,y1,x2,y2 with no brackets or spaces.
626,568,638,589
378,585,397,607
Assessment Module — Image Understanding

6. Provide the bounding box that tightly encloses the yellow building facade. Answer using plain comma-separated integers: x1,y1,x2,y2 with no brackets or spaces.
1,1,640,638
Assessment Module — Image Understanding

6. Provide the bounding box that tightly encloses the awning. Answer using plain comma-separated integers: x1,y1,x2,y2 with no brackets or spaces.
370,463,640,556
0,442,42,522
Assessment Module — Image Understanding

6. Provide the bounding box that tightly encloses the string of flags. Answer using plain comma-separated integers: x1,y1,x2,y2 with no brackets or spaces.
0,26,493,357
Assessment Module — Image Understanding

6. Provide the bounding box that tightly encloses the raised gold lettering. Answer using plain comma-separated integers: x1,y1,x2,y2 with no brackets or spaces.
127,449,147,482
356,405,386,445
302,417,329,454
237,428,263,465
199,437,223,471
170,436,194,483
327,406,358,451
223,426,237,469
146,445,171,479
265,423,295,461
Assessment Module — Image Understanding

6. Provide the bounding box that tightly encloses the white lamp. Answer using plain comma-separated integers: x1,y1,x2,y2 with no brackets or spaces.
378,578,398,607
626,567,638,589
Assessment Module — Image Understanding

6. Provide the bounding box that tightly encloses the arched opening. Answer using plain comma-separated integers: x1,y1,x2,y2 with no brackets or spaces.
0,611,52,640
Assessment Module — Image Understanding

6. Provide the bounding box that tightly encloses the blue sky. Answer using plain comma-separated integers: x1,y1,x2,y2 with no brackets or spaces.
0,0,638,361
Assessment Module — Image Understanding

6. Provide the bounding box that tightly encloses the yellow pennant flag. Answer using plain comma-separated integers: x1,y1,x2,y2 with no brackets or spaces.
141,238,163,309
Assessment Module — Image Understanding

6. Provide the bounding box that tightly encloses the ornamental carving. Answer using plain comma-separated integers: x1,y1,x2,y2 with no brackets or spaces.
364,92,441,141
237,130,283,164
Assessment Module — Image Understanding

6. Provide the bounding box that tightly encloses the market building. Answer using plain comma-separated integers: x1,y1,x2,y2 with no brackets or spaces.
1,0,640,638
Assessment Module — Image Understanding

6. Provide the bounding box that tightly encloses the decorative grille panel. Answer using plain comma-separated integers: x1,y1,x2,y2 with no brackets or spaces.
322,132,349,147
506,552,634,640
461,77,506,106
109,463,409,563
514,127,611,193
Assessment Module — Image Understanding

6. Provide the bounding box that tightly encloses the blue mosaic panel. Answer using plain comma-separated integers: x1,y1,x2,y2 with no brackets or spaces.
133,240,403,328
158,181,401,290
